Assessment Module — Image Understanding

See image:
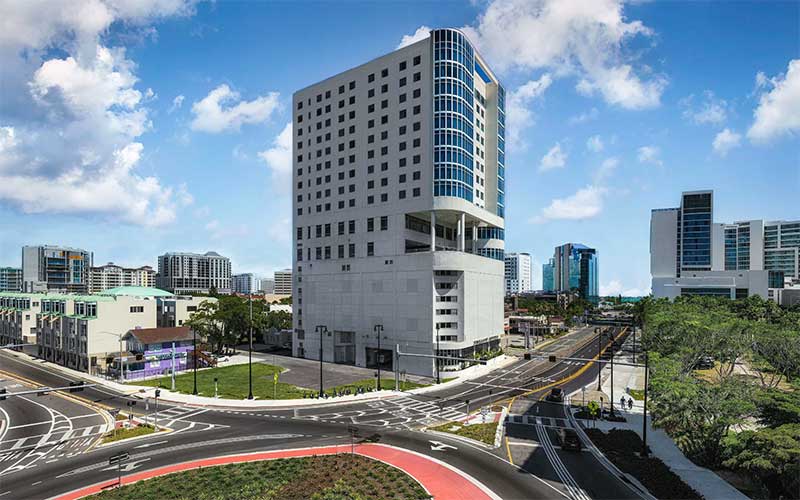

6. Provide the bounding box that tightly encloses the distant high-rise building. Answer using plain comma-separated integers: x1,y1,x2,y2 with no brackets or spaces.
553,243,598,303
232,273,255,294
650,190,794,300
22,245,92,293
542,258,555,292
156,252,231,295
0,267,22,292
291,28,506,375
273,269,292,295
258,278,275,294
504,253,531,295
88,263,155,293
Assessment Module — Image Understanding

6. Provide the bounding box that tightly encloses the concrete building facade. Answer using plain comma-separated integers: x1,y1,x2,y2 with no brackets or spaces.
22,245,93,293
504,252,531,295
274,269,292,295
650,190,793,300
0,267,22,292
88,263,155,293
291,28,506,376
156,251,231,295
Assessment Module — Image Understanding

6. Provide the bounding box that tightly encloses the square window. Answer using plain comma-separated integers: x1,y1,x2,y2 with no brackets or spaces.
413,138,420,147
349,110,355,119
381,68,388,78
399,142,407,151
399,61,407,71
349,81,355,90
399,190,406,199
399,77,407,87
381,83,388,93
381,99,388,109
413,55,421,65
367,195,374,204
399,174,406,183
413,121,421,131
413,72,421,82
399,109,407,119
368,88,375,98
349,96,355,105
380,177,388,187
413,170,421,180
368,179,375,189
349,198,355,207
381,162,388,171
325,90,331,99
339,85,345,94
367,164,375,174
381,130,388,140
413,187,421,197
399,125,407,135
399,94,407,103
380,193,388,202
368,73,375,83
413,88,421,98
399,158,407,167
413,105,421,115
368,119,375,128
381,115,388,124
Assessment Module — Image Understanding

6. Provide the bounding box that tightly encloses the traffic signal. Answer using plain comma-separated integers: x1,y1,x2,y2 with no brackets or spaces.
155,389,161,398
69,381,85,393
548,355,557,363
0,388,6,401
135,353,144,361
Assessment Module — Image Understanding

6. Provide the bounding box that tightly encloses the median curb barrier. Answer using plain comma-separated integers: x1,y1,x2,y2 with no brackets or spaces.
50,442,501,500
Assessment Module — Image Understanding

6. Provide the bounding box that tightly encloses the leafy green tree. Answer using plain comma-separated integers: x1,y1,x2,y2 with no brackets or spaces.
755,389,800,427
722,424,800,499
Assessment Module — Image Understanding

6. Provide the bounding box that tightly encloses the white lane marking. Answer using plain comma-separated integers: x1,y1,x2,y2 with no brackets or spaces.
429,440,457,452
0,406,10,443
31,481,41,486
0,490,10,496
537,425,591,500
134,440,168,449
101,457,151,472
7,421,52,430
69,414,102,420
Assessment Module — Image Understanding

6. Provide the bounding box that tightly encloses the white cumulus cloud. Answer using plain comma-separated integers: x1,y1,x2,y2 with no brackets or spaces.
397,26,431,49
712,128,742,157
539,142,567,172
600,280,648,297
747,59,800,143
506,74,552,150
456,0,666,110
258,122,293,194
0,1,193,226
532,185,606,223
680,90,729,125
637,145,662,166
190,84,280,133
169,94,184,113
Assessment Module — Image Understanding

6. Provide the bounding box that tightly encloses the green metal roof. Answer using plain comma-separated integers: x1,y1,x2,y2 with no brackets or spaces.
100,286,174,298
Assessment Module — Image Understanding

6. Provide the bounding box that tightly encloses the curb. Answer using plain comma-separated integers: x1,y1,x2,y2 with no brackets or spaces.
50,443,500,500
424,429,495,450
494,405,508,448
564,397,657,500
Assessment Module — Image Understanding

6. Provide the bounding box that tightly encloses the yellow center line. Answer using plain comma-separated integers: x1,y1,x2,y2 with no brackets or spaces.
504,327,628,463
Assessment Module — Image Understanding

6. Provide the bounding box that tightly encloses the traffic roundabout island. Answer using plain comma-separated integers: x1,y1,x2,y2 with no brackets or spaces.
54,444,500,500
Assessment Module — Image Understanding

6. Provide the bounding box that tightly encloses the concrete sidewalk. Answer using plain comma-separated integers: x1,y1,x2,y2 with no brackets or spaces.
571,334,748,500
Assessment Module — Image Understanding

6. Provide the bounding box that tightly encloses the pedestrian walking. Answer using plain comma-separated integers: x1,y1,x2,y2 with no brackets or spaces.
620,395,626,410
627,397,633,410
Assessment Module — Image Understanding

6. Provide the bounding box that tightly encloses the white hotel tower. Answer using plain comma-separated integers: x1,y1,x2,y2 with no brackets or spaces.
291,29,506,376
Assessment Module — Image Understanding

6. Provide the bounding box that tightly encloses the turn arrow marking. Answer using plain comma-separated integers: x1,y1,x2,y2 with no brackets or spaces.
429,441,457,452
101,458,150,472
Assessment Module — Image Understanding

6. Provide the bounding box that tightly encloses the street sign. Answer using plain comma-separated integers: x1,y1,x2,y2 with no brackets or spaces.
346,424,359,436
108,452,129,466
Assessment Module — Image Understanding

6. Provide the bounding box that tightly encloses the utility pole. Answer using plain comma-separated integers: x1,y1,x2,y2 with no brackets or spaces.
641,352,649,457
248,294,254,400
118,336,124,382
609,336,616,417
374,324,383,391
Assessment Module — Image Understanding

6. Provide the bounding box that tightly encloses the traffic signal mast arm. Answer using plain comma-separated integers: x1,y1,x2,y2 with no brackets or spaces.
0,381,92,399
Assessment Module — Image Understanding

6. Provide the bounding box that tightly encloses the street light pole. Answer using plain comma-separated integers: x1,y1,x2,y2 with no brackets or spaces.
316,325,326,396
192,327,198,395
597,327,603,391
374,324,383,391
248,294,254,400
642,352,649,457
435,325,441,384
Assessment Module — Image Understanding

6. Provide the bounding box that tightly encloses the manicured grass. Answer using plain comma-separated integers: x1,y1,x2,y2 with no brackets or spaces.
132,363,305,400
131,362,428,399
628,389,645,400
584,428,702,500
87,454,431,500
102,424,157,444
429,421,498,445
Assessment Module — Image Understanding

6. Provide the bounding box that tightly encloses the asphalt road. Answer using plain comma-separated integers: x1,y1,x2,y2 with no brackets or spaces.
0,326,640,500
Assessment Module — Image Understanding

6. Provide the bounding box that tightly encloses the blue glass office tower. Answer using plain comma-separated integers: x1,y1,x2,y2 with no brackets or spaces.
678,191,713,275
554,243,598,303
542,258,554,292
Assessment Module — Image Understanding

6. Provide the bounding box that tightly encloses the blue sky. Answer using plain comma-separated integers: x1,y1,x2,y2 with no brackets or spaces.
0,0,797,295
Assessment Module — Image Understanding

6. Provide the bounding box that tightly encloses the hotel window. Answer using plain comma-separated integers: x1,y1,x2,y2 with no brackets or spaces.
381,193,388,202
399,109,407,119
399,61,407,71
368,88,375,98
368,73,375,83
338,245,344,258
413,170,421,180
349,81,355,90
413,55,421,65
413,88,421,98
381,68,388,78
349,244,355,258
130,306,144,313
367,218,374,232
413,187,421,197
399,77,407,87
324,246,331,259
381,83,388,93
349,220,355,234
339,85,345,94
399,174,406,183
367,242,375,256
399,94,407,103
367,195,374,204
380,216,388,230
413,72,421,82
399,190,407,199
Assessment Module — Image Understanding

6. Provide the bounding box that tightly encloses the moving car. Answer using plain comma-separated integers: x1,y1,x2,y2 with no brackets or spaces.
694,355,714,369
547,387,564,402
558,428,583,451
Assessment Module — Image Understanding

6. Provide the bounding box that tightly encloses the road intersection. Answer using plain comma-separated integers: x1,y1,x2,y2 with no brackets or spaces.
0,325,641,500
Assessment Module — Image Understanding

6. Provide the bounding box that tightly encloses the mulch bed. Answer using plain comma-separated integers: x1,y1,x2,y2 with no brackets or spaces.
585,428,703,500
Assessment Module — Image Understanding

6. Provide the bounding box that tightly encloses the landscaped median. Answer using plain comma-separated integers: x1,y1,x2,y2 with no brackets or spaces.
129,362,427,399
428,421,499,446
54,444,500,500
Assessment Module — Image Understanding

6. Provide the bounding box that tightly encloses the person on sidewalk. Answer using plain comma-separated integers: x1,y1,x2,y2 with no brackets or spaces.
627,398,633,410
620,395,626,411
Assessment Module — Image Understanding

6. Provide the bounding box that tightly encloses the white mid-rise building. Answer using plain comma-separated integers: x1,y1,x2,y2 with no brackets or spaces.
504,253,531,295
650,190,794,300
89,263,155,293
291,28,506,376
156,251,232,295
232,273,256,294
22,245,93,294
